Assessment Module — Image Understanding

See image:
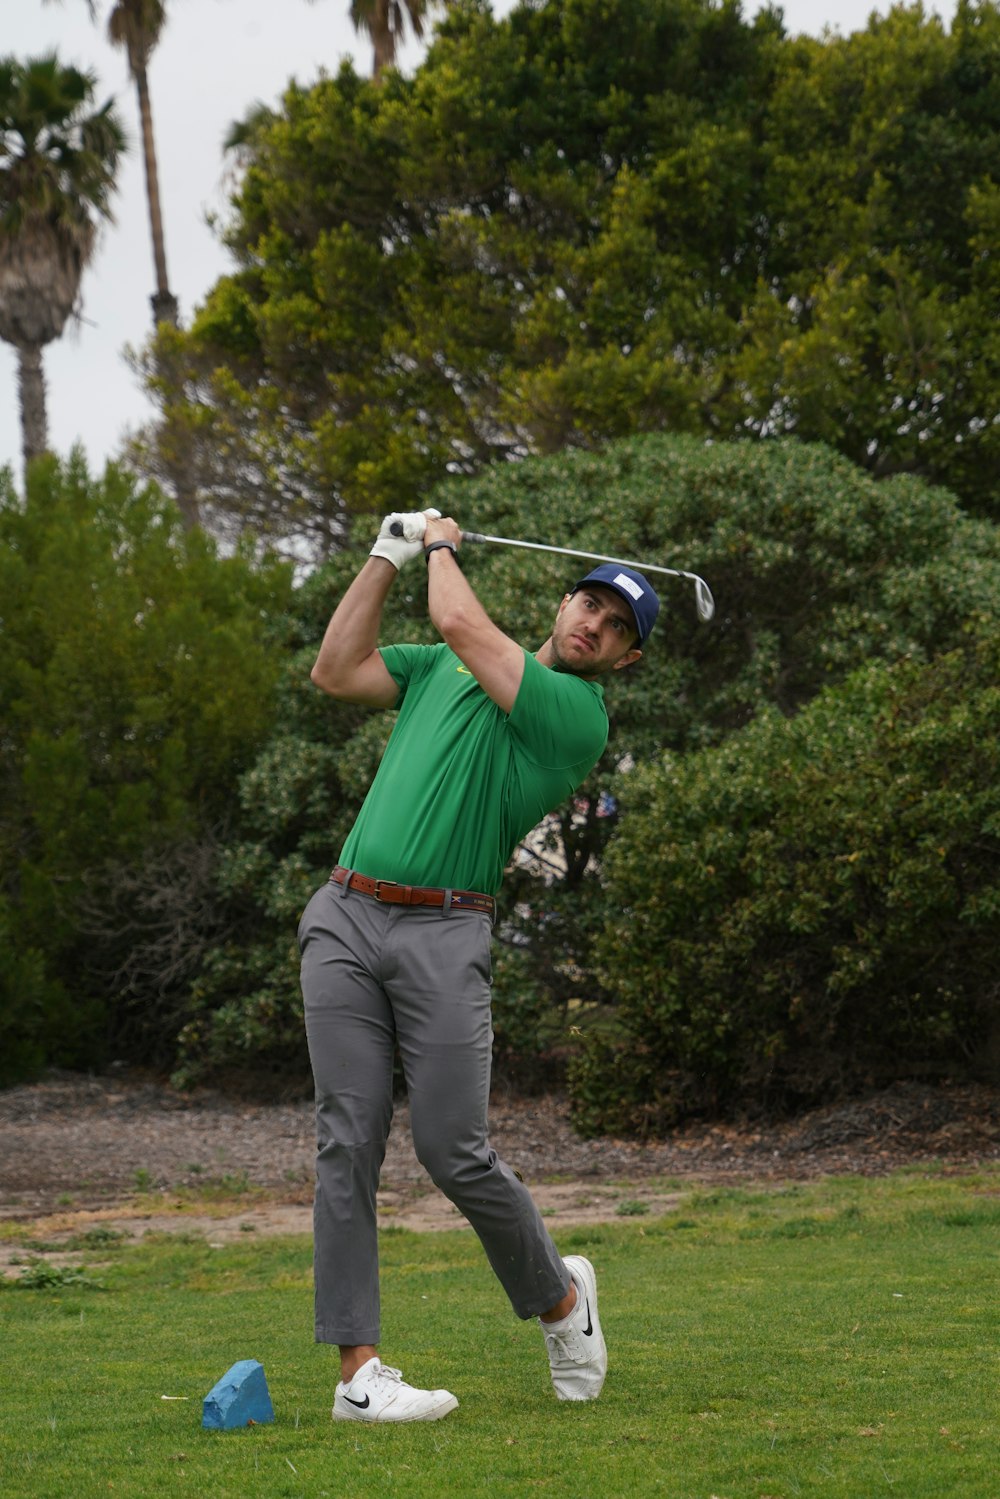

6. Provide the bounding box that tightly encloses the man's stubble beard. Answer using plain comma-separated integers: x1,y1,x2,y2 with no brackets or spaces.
548,638,599,679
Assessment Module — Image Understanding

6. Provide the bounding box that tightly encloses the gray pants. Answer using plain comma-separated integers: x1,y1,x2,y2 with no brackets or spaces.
298,878,570,1347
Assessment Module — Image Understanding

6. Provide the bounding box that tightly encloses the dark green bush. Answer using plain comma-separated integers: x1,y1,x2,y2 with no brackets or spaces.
571,625,1000,1135
0,455,291,1079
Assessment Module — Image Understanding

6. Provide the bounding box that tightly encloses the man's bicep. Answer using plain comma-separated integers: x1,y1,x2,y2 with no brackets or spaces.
312,649,400,707
352,652,402,706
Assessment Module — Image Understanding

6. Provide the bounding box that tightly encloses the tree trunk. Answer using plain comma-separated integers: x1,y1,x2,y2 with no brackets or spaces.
135,63,178,329
133,61,202,526
17,342,48,474
372,28,396,82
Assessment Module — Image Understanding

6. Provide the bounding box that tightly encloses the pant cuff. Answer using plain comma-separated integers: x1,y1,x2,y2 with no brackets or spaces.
315,1326,380,1347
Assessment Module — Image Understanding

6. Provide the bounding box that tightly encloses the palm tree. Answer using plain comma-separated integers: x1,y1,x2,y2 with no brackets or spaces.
49,1,177,327
0,54,125,473
310,0,438,82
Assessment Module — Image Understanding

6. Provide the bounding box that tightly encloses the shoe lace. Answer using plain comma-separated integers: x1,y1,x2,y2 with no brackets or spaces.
542,1324,581,1360
371,1362,404,1390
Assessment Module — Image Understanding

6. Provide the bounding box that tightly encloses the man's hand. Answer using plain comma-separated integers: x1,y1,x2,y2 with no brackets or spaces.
370,508,441,570
422,513,462,553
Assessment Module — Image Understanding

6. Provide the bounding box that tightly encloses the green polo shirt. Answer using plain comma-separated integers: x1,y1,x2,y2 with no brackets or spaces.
337,644,609,894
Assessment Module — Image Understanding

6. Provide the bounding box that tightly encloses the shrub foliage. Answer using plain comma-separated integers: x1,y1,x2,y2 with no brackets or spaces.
0,455,291,1082
572,627,1000,1134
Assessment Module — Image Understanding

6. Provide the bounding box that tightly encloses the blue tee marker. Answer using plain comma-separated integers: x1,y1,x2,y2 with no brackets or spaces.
202,1359,275,1430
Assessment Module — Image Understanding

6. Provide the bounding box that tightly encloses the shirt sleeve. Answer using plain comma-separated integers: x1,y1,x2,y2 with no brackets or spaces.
378,643,441,704
508,650,608,769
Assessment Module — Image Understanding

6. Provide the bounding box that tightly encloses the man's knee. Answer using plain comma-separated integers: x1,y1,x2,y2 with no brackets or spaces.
315,1095,393,1178
414,1133,493,1198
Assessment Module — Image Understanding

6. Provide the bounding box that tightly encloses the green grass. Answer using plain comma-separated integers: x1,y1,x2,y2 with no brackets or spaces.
2,1170,998,1498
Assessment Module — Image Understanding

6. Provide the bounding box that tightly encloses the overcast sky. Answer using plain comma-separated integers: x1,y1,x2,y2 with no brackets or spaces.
2,0,960,484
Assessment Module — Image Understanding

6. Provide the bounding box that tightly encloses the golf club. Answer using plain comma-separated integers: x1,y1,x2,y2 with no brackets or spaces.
389,521,715,622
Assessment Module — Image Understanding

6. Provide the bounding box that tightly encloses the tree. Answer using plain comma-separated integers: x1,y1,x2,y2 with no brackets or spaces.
0,54,125,476
309,0,441,81
134,0,779,544
727,0,1000,514
0,452,292,1082
48,2,204,528
137,0,999,543
48,0,178,327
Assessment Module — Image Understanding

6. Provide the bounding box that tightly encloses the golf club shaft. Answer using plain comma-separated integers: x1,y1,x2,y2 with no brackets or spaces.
388,521,714,621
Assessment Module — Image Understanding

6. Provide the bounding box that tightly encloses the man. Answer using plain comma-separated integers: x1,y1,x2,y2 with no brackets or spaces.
298,507,659,1423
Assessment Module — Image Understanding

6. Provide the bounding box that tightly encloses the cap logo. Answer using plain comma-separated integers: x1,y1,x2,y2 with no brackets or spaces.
613,571,644,601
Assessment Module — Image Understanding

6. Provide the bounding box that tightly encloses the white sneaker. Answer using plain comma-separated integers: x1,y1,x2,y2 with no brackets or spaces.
540,1255,608,1400
332,1357,459,1423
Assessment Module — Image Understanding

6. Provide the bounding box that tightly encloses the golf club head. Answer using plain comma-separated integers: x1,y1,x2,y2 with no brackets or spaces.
694,577,715,623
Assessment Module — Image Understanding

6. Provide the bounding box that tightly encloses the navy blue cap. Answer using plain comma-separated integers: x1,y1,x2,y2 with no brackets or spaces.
572,563,660,644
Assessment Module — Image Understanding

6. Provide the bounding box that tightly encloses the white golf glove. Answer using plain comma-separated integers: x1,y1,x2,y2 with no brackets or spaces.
370,508,441,570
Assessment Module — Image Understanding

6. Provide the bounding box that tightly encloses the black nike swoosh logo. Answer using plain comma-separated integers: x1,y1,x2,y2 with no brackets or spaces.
582,1298,593,1337
343,1393,370,1409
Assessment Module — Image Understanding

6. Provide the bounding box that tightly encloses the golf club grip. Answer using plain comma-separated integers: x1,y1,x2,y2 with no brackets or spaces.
388,521,483,542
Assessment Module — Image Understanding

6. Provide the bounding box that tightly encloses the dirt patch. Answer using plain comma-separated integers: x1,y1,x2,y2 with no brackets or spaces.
2,1070,997,1278
0,1180,687,1280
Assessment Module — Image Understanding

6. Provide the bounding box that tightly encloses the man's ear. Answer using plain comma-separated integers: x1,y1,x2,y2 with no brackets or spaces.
612,648,642,672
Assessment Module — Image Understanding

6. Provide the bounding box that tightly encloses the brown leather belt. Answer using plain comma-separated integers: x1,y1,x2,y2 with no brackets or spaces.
331,866,495,919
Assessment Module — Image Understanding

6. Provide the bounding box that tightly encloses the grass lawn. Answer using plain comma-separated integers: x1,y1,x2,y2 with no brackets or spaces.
1,1168,998,1498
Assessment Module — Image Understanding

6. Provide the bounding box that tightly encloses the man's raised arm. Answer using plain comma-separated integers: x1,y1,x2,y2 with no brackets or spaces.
310,558,400,706
310,510,439,706
422,514,527,714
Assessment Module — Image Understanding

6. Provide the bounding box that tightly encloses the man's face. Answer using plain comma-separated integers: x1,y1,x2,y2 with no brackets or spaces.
549,586,643,678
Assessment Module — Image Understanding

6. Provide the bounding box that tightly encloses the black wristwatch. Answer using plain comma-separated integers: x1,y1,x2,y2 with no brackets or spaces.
424,540,458,562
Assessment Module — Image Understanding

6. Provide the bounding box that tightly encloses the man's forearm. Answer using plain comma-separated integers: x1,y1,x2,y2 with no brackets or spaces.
426,545,496,643
424,536,526,712
310,557,399,703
